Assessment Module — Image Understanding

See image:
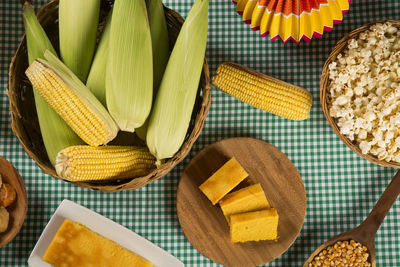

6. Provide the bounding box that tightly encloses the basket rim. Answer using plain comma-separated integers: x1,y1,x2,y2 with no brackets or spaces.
8,0,211,191
320,19,400,168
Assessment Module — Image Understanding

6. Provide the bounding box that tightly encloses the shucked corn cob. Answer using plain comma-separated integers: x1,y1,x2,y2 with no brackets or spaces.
56,146,156,181
22,2,84,166
212,63,312,120
25,51,118,146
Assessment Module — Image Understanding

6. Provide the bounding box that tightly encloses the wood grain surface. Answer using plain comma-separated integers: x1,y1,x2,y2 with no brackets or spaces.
0,156,28,248
177,137,306,267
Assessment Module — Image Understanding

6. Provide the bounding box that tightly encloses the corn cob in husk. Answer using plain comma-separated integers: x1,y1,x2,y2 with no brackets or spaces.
136,0,170,140
59,0,100,82
86,11,112,107
22,2,84,166
146,0,208,161
106,0,153,132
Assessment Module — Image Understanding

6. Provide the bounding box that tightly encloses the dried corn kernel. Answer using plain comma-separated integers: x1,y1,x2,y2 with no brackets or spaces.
308,240,371,267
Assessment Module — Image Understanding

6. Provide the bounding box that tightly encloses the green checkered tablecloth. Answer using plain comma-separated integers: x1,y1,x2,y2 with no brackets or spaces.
1,0,400,266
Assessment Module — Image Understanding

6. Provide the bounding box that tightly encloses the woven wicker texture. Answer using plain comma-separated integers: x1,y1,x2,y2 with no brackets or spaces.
8,0,211,192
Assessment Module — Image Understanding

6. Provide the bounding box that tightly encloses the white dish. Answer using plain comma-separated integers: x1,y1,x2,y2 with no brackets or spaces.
28,199,184,267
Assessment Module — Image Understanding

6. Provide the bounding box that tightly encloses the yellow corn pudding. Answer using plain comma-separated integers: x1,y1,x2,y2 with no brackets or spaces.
199,157,248,204
42,219,153,267
219,184,270,224
230,209,279,243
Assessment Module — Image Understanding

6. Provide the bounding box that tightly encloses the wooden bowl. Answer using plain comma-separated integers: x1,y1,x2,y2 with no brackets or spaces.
177,138,306,267
320,20,400,168
8,0,211,192
0,156,28,248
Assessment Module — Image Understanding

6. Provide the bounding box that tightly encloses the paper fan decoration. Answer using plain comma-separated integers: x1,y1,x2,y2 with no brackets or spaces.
233,0,351,43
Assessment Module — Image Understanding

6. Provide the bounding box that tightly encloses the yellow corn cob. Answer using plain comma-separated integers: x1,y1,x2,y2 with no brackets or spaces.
212,63,312,121
25,51,118,146
56,145,156,181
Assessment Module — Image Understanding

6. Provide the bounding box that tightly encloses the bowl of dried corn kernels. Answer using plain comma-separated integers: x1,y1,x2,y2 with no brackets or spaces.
321,20,400,168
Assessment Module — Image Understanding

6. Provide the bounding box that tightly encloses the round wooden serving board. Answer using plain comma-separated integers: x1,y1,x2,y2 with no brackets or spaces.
0,156,28,248
177,138,306,267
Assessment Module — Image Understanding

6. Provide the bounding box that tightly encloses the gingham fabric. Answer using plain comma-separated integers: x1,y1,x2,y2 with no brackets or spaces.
1,0,400,266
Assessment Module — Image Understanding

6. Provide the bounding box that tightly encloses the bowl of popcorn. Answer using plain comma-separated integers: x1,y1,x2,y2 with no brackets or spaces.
321,20,400,168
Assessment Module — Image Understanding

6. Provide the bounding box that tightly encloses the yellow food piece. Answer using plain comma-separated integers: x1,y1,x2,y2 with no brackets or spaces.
56,145,156,182
212,62,312,121
0,206,9,233
199,157,248,205
219,184,270,224
230,209,279,243
43,219,153,267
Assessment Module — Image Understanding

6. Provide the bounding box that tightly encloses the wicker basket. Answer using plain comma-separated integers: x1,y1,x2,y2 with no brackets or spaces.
321,20,400,168
8,0,211,191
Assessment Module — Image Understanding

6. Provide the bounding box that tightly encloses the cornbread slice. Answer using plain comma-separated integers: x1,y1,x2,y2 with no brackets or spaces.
219,184,270,224
230,209,279,243
199,157,248,205
42,219,153,267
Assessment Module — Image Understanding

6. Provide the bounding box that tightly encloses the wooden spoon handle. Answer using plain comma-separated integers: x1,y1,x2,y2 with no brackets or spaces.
360,170,400,235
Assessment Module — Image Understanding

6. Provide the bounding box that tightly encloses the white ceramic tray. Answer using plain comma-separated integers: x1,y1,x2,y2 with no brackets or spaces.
28,199,184,267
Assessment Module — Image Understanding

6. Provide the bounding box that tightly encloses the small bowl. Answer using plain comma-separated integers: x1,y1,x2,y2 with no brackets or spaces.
320,20,400,168
0,156,28,248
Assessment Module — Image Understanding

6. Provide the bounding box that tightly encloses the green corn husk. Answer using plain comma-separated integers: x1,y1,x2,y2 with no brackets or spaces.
146,0,169,90
22,2,84,166
136,0,170,140
146,0,208,161
59,0,100,82
86,11,112,107
106,0,153,132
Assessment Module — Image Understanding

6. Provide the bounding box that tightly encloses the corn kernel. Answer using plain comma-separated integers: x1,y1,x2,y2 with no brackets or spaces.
309,240,371,267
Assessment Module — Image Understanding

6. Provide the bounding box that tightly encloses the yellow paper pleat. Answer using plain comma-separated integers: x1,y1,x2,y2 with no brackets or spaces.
318,3,334,29
243,0,257,22
299,12,312,40
251,5,267,29
260,9,274,36
236,0,249,13
336,0,349,12
279,15,299,42
327,0,343,21
310,9,324,36
269,13,283,40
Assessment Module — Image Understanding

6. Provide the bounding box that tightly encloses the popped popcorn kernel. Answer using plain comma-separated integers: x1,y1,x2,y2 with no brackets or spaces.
328,22,400,163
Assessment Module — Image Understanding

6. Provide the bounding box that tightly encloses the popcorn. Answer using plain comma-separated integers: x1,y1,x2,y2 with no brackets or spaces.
328,22,400,163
